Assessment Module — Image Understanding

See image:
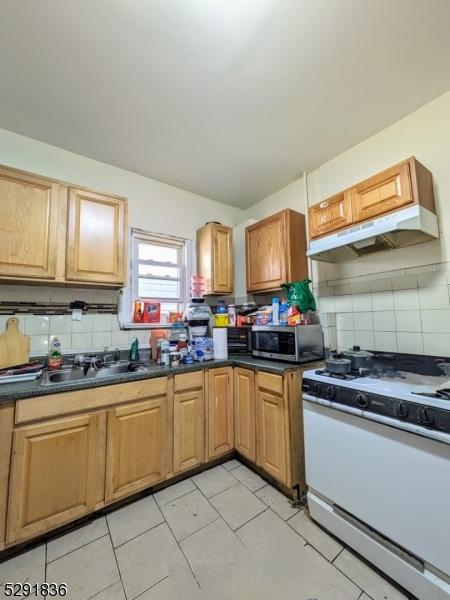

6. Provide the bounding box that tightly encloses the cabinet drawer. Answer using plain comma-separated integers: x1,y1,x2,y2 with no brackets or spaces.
309,192,352,239
257,371,283,396
174,371,203,392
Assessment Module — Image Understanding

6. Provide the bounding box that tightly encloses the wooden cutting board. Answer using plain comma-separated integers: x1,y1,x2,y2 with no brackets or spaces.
0,317,30,369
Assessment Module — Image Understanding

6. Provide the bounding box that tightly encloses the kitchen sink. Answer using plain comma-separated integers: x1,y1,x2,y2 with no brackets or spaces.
42,362,149,385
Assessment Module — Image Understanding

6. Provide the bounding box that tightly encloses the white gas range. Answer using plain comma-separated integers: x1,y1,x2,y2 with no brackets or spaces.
302,367,450,600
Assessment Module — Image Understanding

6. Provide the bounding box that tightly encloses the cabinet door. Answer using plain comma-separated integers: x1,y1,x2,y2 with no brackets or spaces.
66,188,127,284
246,212,286,292
173,383,204,473
256,377,288,485
0,168,59,280
213,225,233,294
7,413,105,544
208,368,233,459
234,368,255,462
106,397,167,503
350,162,413,223
309,192,352,239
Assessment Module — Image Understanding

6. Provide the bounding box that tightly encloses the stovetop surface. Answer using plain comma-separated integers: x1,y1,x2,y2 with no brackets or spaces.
303,368,450,410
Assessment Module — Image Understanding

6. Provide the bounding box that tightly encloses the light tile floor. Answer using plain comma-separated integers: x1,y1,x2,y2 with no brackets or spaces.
0,460,413,600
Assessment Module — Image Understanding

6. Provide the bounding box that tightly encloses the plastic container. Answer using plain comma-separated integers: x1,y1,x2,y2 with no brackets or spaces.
214,314,229,327
228,305,236,327
272,298,280,326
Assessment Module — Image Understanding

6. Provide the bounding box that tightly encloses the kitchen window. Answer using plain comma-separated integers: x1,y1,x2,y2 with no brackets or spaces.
125,229,192,327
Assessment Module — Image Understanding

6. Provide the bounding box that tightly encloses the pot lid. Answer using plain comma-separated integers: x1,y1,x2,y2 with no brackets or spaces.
342,345,374,358
326,356,351,365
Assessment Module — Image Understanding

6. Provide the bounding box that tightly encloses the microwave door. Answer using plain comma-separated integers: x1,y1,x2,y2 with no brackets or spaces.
252,330,298,361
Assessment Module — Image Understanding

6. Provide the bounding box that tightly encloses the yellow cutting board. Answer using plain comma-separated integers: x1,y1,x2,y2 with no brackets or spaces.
0,317,30,369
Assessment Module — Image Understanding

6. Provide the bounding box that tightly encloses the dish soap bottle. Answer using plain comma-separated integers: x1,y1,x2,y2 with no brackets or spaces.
130,336,140,361
48,336,63,370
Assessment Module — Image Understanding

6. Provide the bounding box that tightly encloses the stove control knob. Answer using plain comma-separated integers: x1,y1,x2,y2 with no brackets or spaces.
325,385,336,400
355,393,369,408
313,382,322,395
417,406,434,425
395,402,409,419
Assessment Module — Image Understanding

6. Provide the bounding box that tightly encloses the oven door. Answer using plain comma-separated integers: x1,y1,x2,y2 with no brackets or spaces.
303,399,450,578
252,328,298,361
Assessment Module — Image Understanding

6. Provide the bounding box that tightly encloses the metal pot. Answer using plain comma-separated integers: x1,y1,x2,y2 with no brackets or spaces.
325,355,352,375
342,346,374,370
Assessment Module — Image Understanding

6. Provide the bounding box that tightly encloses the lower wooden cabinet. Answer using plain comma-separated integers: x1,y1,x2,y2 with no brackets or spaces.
0,403,14,550
255,373,289,486
207,367,234,459
234,368,256,462
105,396,168,503
7,413,106,545
173,372,205,473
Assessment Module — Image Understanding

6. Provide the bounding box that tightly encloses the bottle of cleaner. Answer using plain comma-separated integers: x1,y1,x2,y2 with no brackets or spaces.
279,298,288,326
48,336,63,370
130,336,140,361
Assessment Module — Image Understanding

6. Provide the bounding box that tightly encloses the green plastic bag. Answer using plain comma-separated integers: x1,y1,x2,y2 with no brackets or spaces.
281,278,317,312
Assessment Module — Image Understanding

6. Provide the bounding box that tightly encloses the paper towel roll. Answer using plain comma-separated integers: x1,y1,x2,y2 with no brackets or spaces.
213,327,228,359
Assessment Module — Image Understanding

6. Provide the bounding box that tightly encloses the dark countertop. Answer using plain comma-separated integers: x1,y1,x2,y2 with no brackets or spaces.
0,355,316,404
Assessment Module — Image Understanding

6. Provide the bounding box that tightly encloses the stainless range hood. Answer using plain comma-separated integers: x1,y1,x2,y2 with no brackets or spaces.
307,205,439,263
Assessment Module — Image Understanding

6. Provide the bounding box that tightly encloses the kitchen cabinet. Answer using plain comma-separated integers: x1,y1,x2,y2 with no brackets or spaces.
197,222,234,295
308,192,352,239
0,167,60,281
233,368,256,462
173,371,205,473
7,412,106,544
0,403,14,550
66,187,127,285
105,394,168,503
245,209,307,293
308,157,435,238
255,372,289,486
207,367,234,459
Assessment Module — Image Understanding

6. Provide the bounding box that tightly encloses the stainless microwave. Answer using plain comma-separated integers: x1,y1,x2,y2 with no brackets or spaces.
252,325,324,363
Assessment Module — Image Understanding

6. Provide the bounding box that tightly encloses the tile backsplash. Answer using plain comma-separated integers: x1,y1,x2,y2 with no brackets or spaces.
316,262,450,357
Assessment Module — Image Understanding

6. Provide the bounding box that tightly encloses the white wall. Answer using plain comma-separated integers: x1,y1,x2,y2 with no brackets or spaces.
0,128,244,239
244,176,306,221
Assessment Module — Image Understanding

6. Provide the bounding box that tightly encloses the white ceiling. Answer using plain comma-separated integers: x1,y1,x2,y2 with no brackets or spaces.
1,0,450,208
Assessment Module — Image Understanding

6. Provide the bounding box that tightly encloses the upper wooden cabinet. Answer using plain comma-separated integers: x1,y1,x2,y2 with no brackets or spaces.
0,167,60,280
207,367,234,459
197,222,233,295
245,209,307,293
66,188,127,285
0,164,128,287
309,157,435,239
308,192,352,240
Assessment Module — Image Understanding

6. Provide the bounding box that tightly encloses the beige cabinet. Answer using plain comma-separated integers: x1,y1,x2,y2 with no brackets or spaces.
66,188,127,285
309,192,353,239
207,367,234,459
0,167,60,281
245,209,307,293
234,368,256,462
255,372,289,486
0,403,14,550
197,222,233,295
173,372,205,473
7,412,106,544
105,394,168,503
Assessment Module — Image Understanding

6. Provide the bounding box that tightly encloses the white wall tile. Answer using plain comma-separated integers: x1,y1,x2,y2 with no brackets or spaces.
71,314,93,333
328,326,337,351
372,291,394,311
392,274,418,290
421,309,450,333
393,289,420,310
374,331,397,352
373,311,396,332
334,284,352,296
335,295,352,312
30,334,49,355
92,331,112,350
49,334,72,352
354,330,375,350
50,287,94,303
92,314,112,332
418,286,450,310
27,286,51,302
423,333,450,357
396,332,424,354
111,330,131,348
350,281,371,294
352,293,372,312
394,310,422,332
337,330,355,351
135,330,151,347
110,315,121,332
49,315,72,334
71,332,93,351
92,289,119,303
370,278,393,292
336,313,354,331
418,271,447,288
25,315,50,335
0,285,28,302
13,314,26,332
354,312,373,331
